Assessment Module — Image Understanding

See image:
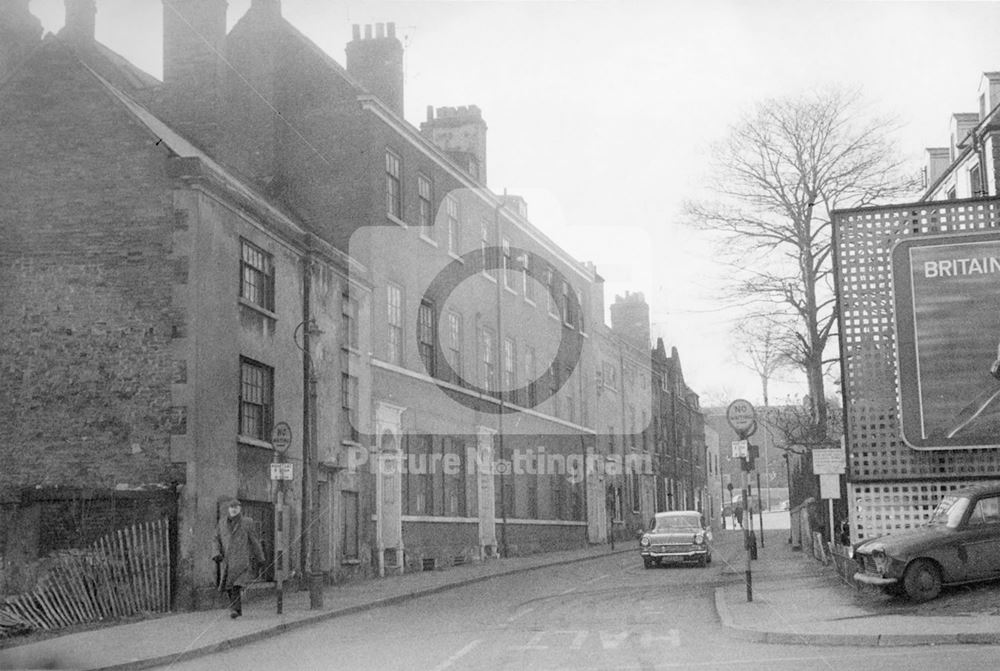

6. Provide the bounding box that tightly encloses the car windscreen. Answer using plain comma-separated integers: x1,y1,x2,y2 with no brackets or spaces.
653,516,701,531
927,495,969,528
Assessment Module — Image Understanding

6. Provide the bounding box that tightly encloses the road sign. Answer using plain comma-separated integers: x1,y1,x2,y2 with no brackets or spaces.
819,473,841,499
812,448,846,475
731,440,749,458
726,399,757,437
270,462,294,480
271,422,292,453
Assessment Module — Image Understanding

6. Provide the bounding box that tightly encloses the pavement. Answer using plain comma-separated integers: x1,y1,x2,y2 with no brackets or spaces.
2,527,1000,671
712,526,1000,647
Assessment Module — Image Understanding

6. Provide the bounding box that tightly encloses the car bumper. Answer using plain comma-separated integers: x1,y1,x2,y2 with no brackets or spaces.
642,548,708,561
852,572,899,586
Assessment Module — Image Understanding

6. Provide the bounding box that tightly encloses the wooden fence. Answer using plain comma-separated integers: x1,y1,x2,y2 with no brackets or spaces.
0,518,171,636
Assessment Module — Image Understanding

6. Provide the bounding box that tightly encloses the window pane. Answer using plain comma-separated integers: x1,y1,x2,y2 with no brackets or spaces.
418,300,435,375
240,239,274,311
387,284,402,364
239,358,273,440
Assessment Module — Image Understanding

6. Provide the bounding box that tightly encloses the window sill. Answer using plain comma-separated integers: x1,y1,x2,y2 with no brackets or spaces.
387,213,408,228
482,272,497,284
340,558,361,565
238,298,278,321
503,284,518,296
523,296,536,307
419,233,438,247
448,251,464,263
238,435,275,450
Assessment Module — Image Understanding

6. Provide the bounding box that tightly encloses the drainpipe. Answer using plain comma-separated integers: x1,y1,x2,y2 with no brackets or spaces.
494,192,508,559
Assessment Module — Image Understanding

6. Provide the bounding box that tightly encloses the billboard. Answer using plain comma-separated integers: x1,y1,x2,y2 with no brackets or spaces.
893,232,1000,449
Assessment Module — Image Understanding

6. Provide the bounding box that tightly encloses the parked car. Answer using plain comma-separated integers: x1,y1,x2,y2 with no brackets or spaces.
853,484,1000,602
639,511,712,569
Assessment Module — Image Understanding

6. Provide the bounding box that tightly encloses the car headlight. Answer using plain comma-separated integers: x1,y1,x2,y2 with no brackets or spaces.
694,533,705,545
873,549,889,573
640,536,650,547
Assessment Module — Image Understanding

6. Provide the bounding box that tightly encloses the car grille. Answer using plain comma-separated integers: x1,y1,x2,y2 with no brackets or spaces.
861,554,878,575
655,544,691,553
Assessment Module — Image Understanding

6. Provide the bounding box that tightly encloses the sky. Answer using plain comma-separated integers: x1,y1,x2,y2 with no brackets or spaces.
26,0,1000,407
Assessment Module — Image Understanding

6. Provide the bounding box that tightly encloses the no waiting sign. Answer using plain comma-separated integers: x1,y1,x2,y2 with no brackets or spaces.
726,399,757,437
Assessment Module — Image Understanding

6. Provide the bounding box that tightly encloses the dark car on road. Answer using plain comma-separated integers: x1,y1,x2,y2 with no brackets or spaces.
639,511,712,568
853,484,1000,602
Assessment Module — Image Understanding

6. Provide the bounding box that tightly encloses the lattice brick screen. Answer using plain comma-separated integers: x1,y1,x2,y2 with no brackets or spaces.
834,198,1000,481
850,480,1000,541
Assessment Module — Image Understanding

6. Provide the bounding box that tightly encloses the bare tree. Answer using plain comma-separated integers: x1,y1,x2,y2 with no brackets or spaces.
733,316,794,407
687,87,919,443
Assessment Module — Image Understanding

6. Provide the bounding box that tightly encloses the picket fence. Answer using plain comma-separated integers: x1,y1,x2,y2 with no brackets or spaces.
0,518,171,636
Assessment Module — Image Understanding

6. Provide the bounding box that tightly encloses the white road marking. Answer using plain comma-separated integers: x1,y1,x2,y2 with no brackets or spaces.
506,606,535,622
514,629,588,650
598,630,630,650
641,629,681,648
428,639,481,671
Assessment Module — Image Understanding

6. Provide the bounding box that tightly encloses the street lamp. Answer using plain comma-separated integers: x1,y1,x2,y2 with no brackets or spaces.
294,318,324,609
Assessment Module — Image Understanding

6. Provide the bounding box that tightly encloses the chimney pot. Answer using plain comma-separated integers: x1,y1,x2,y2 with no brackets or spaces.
426,105,434,121
352,24,360,40
376,22,385,38
364,24,372,39
388,22,396,38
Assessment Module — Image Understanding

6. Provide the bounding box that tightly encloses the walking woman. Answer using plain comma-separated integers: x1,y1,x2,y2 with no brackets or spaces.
213,497,264,618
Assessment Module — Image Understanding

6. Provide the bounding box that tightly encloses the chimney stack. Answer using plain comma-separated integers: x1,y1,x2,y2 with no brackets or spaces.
0,0,42,81
162,0,228,149
610,291,651,352
345,21,404,117
420,105,489,185
62,0,95,43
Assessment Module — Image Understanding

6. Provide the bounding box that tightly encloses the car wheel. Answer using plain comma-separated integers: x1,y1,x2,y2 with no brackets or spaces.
706,551,712,564
643,557,654,569
903,559,942,603
697,555,707,568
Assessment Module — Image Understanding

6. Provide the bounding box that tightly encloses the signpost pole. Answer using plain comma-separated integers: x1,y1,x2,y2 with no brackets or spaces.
828,498,835,546
270,422,293,615
726,399,757,603
756,469,764,548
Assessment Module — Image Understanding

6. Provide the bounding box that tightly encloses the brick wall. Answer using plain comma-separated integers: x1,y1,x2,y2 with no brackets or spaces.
0,42,182,498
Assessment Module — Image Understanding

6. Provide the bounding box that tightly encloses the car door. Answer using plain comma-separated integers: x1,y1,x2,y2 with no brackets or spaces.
958,495,1000,581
